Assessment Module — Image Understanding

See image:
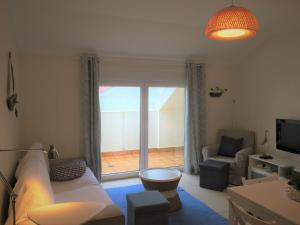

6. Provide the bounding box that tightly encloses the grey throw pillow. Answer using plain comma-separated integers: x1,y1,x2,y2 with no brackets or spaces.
50,159,86,181
218,136,243,157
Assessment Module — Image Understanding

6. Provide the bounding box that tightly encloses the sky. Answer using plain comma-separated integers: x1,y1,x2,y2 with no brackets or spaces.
99,86,176,112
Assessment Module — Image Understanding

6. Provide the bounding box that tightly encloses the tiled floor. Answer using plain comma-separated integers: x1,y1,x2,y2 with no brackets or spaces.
102,148,184,174
102,173,229,219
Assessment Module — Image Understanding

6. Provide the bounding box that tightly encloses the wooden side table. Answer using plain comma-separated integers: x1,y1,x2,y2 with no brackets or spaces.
139,168,182,212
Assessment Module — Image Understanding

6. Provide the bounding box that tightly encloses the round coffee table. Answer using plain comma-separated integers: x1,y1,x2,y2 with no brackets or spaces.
139,168,182,212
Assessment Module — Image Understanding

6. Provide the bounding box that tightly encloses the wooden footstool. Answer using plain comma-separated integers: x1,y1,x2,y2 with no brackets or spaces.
199,160,229,191
126,191,170,225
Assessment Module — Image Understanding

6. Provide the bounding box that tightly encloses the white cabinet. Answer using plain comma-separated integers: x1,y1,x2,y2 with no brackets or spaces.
248,154,297,179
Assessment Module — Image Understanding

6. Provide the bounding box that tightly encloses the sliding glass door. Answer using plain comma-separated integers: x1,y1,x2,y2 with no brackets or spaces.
100,86,141,175
148,87,185,168
100,84,185,177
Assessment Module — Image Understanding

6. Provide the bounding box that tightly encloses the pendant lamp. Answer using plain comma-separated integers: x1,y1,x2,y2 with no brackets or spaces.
205,1,259,41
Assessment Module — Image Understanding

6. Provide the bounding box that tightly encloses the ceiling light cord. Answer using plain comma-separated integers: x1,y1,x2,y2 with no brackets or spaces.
231,0,234,6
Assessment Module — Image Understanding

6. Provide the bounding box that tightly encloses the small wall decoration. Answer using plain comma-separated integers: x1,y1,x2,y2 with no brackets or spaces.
209,86,228,98
6,52,19,117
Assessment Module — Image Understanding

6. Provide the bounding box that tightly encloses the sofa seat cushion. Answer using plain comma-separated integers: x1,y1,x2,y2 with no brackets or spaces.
52,168,123,220
51,168,99,192
208,156,236,169
52,168,112,204
54,184,113,205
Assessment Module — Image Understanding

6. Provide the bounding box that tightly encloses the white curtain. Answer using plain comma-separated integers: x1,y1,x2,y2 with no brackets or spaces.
81,54,101,180
184,62,206,174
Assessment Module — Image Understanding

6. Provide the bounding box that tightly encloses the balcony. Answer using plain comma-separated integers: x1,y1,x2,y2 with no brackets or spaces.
102,147,183,174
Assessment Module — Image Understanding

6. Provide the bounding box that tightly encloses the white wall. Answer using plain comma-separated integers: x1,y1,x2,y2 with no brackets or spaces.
0,0,21,222
19,54,82,158
158,88,184,148
100,57,186,84
101,110,165,152
101,112,140,151
18,54,235,157
148,111,159,148
205,63,235,144
233,33,300,165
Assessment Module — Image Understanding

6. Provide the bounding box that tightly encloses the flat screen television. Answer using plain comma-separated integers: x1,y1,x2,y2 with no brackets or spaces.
276,119,300,155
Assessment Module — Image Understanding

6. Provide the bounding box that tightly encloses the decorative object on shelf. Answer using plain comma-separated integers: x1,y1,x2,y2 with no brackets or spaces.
48,144,60,159
6,52,19,117
260,129,269,146
209,86,227,98
259,154,273,160
205,0,259,41
0,147,46,225
286,170,300,202
259,129,273,159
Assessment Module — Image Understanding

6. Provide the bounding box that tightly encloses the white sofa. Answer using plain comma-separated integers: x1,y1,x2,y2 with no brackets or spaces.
5,143,124,225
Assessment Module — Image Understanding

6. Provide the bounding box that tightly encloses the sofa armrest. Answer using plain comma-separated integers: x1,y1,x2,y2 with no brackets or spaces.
235,147,254,164
84,204,125,225
92,204,124,220
202,144,219,161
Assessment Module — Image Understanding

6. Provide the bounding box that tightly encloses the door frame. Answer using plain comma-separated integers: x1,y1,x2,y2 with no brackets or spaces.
100,81,185,181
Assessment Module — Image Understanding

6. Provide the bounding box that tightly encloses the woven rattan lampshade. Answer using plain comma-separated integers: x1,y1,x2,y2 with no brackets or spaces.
205,6,259,41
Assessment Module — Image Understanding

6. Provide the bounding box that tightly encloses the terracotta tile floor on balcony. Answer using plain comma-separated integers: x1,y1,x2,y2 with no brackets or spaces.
101,148,184,174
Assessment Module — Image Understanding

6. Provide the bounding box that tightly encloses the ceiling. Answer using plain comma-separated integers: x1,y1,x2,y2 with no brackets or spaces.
8,0,300,63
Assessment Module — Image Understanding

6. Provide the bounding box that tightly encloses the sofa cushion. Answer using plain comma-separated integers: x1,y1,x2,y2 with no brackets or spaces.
218,136,243,157
217,129,254,149
52,168,123,221
5,151,54,225
52,168,112,204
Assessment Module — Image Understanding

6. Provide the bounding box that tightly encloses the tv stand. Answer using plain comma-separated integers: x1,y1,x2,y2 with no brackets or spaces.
248,154,297,179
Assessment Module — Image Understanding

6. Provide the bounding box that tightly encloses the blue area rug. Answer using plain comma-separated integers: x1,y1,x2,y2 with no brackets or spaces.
106,184,228,225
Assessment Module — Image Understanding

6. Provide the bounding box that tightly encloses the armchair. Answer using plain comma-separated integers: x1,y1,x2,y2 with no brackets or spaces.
202,129,255,185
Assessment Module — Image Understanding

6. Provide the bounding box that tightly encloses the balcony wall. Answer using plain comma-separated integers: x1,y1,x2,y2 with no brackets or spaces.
101,91,184,152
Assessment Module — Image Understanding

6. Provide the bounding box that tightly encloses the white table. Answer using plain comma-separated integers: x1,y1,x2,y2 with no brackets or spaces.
28,202,105,225
227,180,300,225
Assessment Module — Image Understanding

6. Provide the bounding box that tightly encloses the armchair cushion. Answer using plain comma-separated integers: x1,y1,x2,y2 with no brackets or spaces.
217,129,254,149
218,136,243,157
